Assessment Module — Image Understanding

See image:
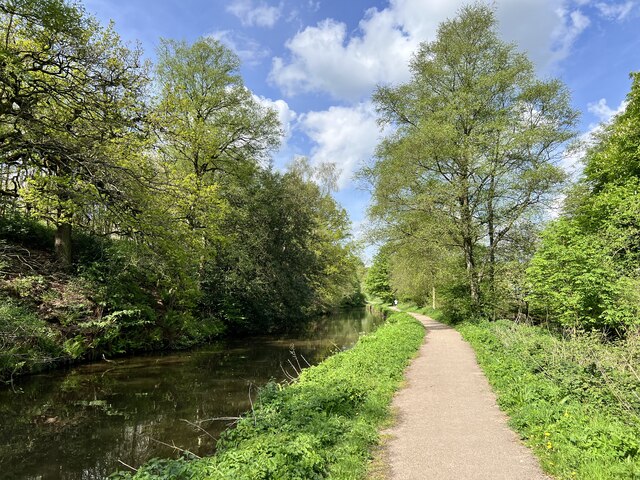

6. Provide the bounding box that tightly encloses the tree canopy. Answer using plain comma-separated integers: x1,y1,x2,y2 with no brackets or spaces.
527,72,640,331
0,0,364,347
363,4,577,318
0,0,150,267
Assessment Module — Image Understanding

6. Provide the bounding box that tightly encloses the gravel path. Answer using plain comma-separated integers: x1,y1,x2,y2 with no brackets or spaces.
383,310,549,480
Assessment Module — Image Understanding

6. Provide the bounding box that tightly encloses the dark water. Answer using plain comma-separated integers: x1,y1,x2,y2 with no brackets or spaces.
0,308,383,480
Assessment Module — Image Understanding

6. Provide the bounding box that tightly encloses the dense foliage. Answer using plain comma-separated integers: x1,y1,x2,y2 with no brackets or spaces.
0,0,363,379
112,311,425,480
363,251,394,303
527,72,640,331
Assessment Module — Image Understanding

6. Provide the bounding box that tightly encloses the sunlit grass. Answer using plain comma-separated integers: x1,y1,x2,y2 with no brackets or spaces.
459,320,640,479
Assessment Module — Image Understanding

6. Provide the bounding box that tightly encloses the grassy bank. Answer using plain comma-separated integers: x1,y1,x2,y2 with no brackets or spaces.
458,320,640,479
112,311,424,480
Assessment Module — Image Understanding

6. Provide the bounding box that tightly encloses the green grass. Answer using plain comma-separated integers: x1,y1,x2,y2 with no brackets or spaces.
395,302,442,319
0,294,65,379
112,311,425,480
458,320,640,480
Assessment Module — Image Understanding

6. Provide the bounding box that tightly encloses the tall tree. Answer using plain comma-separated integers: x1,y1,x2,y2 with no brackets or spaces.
0,0,149,267
153,37,280,200
151,37,281,280
363,4,577,312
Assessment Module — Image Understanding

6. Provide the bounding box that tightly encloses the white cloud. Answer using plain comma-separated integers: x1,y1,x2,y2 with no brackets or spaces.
595,1,635,20
269,0,597,100
227,0,282,28
269,13,417,100
547,8,591,66
208,30,269,66
587,97,628,122
299,103,382,188
561,97,628,174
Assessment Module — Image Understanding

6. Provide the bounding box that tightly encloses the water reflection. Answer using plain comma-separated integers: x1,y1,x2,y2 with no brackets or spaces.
0,308,382,480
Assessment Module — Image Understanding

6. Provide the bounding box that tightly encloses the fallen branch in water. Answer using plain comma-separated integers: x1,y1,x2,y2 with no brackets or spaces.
148,437,201,459
180,418,216,440
196,416,241,423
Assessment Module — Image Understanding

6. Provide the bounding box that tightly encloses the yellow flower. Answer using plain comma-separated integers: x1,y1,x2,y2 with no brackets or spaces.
546,442,553,449
544,431,550,437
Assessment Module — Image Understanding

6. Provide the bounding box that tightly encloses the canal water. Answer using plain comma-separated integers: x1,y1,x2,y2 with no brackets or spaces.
0,308,383,480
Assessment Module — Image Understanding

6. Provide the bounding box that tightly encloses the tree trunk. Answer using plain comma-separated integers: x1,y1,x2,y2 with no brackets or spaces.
487,174,496,319
464,236,480,305
459,177,480,307
432,285,436,310
55,222,72,269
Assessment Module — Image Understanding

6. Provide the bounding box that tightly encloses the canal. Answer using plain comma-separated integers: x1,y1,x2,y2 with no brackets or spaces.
0,308,383,479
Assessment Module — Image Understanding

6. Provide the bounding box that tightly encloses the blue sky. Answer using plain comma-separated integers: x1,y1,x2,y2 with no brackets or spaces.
83,0,640,259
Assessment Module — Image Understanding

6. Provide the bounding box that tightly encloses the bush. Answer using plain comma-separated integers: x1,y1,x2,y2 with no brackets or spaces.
0,294,66,378
0,213,54,251
527,219,640,332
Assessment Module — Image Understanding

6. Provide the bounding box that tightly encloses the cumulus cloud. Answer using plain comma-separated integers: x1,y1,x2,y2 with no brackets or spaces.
227,0,282,28
560,97,628,175
299,103,382,188
208,30,269,66
588,97,628,122
269,13,417,100
595,1,635,20
269,0,599,100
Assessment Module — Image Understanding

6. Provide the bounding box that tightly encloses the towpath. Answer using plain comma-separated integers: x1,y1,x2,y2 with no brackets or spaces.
383,310,549,479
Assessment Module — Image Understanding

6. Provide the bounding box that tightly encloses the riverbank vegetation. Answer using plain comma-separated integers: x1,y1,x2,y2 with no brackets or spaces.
363,4,640,479
0,0,363,381
112,311,424,480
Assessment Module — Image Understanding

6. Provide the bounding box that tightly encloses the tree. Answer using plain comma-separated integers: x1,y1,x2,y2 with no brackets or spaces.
363,4,577,313
527,72,640,331
0,0,149,267
364,251,394,304
149,37,281,287
153,36,280,205
201,166,361,331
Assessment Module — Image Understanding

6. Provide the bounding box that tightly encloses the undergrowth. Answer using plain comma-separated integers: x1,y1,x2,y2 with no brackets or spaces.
0,294,65,379
459,320,640,480
111,311,425,480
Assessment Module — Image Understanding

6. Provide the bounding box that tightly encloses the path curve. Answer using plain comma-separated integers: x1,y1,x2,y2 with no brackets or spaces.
383,310,549,479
